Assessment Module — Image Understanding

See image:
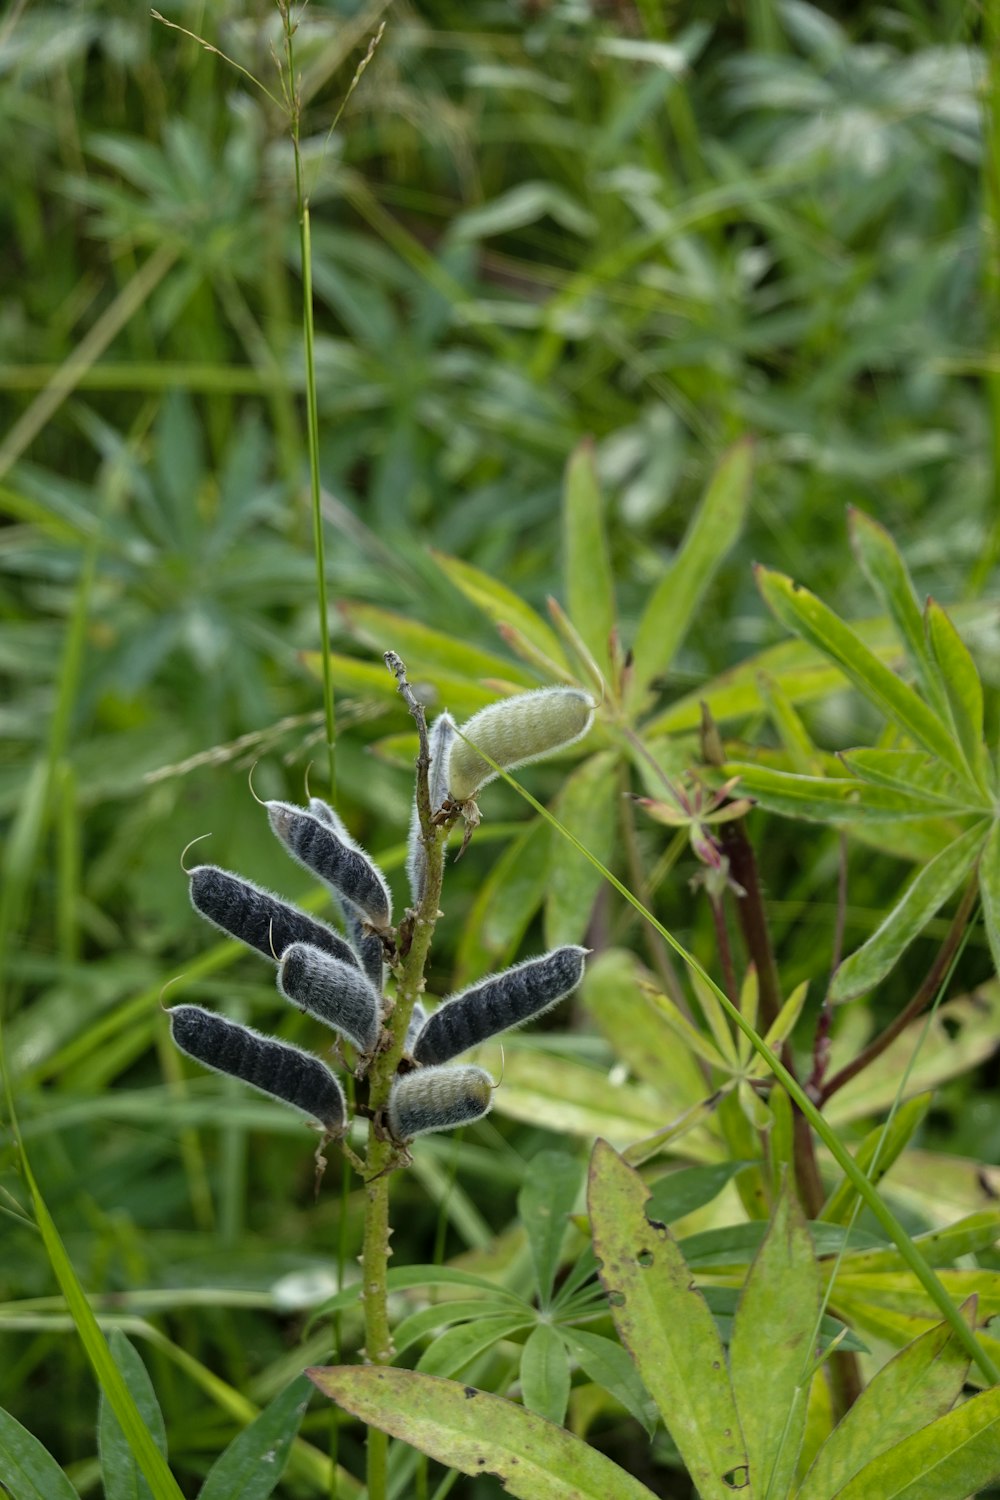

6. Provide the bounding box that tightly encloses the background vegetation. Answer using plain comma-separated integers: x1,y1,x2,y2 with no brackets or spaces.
2,0,1000,1495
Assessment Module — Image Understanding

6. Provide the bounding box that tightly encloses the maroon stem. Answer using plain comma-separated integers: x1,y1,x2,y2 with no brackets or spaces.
819,873,979,1105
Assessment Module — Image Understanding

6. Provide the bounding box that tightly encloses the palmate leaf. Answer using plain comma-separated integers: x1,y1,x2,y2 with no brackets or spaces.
755,567,972,786
795,1303,976,1500
729,1187,820,1499
430,550,569,669
627,438,754,708
563,438,616,679
520,1324,571,1427
587,1141,749,1498
308,1367,658,1500
925,599,991,794
829,821,986,1002
979,819,1000,981
720,763,959,822
519,1150,585,1307
848,506,949,720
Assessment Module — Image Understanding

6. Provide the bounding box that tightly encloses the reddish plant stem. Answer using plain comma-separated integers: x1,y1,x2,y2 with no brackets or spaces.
710,893,739,1006
819,873,980,1105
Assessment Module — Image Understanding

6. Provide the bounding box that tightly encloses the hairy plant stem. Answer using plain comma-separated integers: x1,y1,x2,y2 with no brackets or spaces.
819,874,980,1105
358,654,453,1500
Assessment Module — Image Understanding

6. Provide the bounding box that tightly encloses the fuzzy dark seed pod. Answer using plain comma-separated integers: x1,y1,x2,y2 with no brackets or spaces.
346,913,385,992
447,688,595,804
412,946,587,1066
278,942,380,1053
266,801,392,931
169,1004,346,1133
407,711,457,904
189,865,360,969
404,1001,428,1054
387,1064,493,1141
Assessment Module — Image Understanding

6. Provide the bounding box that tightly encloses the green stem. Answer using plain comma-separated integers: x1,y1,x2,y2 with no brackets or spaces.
358,654,454,1500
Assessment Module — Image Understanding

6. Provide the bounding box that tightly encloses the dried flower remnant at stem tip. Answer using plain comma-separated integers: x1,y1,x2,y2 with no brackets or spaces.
412,945,588,1066
387,1064,494,1142
447,687,595,804
169,1005,346,1134
278,942,381,1054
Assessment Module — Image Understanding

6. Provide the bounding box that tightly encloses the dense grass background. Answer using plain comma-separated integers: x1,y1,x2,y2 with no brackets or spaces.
2,1,1000,1494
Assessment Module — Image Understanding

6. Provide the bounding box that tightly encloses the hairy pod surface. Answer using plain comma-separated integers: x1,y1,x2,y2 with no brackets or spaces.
278,942,380,1053
188,865,361,968
407,711,457,904
412,946,587,1066
346,913,385,992
447,687,595,803
267,801,392,930
387,1064,493,1141
169,1005,346,1132
404,1001,428,1055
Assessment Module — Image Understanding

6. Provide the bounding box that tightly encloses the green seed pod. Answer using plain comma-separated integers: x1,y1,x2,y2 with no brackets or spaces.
189,865,360,969
407,711,457,904
278,942,380,1053
266,801,392,930
447,688,595,803
169,1005,346,1133
412,946,586,1066
387,1064,493,1142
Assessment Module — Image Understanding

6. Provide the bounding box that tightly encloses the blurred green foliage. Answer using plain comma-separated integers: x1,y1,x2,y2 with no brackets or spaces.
3,0,1000,1494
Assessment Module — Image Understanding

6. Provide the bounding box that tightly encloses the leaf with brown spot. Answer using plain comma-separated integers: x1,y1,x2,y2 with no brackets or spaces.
308,1366,657,1500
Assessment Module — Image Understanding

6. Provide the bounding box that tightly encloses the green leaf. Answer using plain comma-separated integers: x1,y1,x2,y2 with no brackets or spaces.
198,1374,311,1500
99,1332,168,1500
308,1366,658,1500
797,1304,975,1500
340,601,533,687
563,438,616,677
20,1150,184,1500
393,1300,523,1358
556,1327,657,1439
838,750,970,808
679,1221,884,1270
926,599,990,793
843,1211,1000,1273
455,818,551,984
848,507,949,719
722,763,966,823
544,751,618,946
580,949,709,1104
486,1044,678,1148
0,1406,80,1500
628,438,753,705
587,1140,749,1498
755,567,971,785
431,550,569,669
416,1314,534,1378
829,822,985,1002
757,670,821,774
979,820,1000,981
520,1324,571,1427
302,649,497,719
519,1150,585,1307
729,1186,820,1498
826,1381,1000,1500
820,1094,933,1224
646,1161,755,1226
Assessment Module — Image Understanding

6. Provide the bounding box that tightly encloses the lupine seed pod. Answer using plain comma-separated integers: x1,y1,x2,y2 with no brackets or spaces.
406,711,457,904
387,1064,493,1141
404,1001,428,1055
412,946,587,1066
278,942,380,1053
169,1005,346,1133
447,687,595,804
266,801,392,931
346,912,385,992
189,865,360,969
